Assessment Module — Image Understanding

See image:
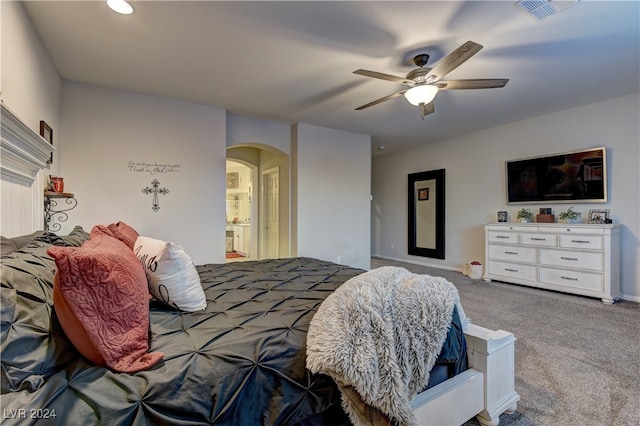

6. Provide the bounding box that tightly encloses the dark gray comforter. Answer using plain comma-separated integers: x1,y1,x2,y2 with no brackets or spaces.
1,234,465,426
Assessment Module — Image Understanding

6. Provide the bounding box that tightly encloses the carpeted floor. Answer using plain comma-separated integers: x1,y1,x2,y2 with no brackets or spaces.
371,257,640,426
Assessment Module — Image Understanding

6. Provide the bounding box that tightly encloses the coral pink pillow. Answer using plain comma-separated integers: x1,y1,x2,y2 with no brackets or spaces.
52,274,105,366
48,234,163,372
91,222,140,250
111,221,140,250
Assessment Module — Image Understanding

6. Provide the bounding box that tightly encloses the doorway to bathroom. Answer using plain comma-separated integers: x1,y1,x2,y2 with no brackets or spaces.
225,160,255,262
226,144,289,262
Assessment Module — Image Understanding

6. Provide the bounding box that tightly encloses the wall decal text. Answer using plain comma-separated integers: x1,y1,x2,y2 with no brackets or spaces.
129,161,181,175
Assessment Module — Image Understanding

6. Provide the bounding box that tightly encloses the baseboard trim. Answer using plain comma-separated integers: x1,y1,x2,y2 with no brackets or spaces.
620,293,640,303
371,255,639,304
371,255,461,273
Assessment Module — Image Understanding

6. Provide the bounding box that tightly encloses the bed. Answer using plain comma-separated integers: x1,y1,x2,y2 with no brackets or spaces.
1,227,518,426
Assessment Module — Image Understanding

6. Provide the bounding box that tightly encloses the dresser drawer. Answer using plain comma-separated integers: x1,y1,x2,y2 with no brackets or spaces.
487,231,519,244
539,249,604,271
548,226,607,235
488,244,537,263
487,261,537,281
539,267,603,292
559,234,604,250
521,233,557,247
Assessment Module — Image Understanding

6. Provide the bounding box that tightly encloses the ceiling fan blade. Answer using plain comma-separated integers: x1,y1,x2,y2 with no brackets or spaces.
355,89,407,110
419,102,435,119
437,79,509,90
425,41,483,82
353,69,413,86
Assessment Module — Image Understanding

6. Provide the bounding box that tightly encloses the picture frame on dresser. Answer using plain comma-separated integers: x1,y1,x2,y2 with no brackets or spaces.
588,209,610,224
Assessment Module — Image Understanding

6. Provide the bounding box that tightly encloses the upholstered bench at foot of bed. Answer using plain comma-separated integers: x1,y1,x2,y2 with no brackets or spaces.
411,324,520,426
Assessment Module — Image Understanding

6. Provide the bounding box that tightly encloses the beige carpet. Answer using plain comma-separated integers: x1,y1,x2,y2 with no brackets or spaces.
371,257,640,426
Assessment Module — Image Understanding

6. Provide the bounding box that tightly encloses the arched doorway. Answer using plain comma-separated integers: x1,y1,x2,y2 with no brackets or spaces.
226,144,289,261
225,159,255,261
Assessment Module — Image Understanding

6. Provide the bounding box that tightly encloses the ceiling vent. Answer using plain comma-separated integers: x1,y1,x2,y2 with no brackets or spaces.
514,0,580,21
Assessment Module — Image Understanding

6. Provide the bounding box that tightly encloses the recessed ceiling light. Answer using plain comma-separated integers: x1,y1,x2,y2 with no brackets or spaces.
107,0,133,15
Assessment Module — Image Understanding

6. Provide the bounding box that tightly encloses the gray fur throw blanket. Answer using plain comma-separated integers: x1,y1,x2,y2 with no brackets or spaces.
306,266,468,426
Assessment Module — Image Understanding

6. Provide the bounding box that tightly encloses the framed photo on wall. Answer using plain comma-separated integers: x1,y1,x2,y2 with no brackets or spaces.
40,121,53,165
226,172,239,189
417,188,429,201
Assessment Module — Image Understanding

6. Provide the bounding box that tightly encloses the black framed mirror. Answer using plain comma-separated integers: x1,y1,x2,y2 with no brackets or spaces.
408,169,445,259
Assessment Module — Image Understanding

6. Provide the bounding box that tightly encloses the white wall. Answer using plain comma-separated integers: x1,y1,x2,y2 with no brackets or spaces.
293,124,371,270
58,85,373,268
226,113,290,154
60,82,227,264
1,1,61,236
372,93,640,301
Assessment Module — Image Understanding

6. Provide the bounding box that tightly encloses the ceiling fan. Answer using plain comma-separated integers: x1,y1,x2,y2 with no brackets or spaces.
353,41,509,119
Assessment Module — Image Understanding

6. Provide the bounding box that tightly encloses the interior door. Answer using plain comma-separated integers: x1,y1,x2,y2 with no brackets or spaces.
263,167,279,258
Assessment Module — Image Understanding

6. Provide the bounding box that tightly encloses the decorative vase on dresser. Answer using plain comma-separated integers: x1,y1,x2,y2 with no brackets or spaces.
484,223,621,304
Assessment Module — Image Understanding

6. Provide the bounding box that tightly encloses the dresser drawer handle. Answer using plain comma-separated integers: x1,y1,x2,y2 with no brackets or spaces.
504,268,518,272
560,276,578,281
560,256,579,261
571,240,590,243
496,235,510,239
504,251,519,255
530,237,546,241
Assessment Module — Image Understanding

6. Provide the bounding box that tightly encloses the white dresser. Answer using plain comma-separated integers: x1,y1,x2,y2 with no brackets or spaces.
484,223,621,304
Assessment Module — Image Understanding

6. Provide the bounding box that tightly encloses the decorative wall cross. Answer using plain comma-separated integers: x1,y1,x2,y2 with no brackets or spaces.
142,179,169,212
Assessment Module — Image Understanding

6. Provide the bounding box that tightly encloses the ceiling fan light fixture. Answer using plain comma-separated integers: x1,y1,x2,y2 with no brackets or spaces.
404,85,438,106
107,0,133,15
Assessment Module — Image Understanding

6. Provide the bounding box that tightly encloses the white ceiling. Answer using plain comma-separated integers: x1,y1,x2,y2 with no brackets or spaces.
22,1,640,155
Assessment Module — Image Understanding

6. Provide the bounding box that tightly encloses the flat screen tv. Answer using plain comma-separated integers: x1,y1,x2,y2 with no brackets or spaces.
506,147,607,204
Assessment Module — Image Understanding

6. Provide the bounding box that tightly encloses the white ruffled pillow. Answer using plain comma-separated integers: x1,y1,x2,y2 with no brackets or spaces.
134,236,207,312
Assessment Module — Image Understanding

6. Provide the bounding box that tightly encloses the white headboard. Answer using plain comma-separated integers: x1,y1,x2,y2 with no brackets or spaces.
1,101,54,237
